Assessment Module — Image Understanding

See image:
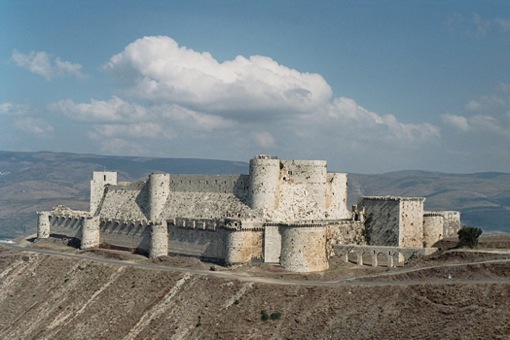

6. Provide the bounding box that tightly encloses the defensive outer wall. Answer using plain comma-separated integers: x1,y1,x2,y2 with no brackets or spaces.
37,156,460,272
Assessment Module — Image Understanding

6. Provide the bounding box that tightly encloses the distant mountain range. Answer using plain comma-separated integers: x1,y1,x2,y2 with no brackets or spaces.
0,150,508,238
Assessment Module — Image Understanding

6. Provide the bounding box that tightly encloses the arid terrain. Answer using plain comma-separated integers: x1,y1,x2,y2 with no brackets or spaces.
1,236,509,339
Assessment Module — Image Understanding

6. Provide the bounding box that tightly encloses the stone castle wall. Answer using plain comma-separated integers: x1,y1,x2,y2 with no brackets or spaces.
36,157,460,273
148,174,170,221
248,158,350,222
48,216,83,239
359,197,400,246
168,225,226,260
326,220,366,257
423,212,444,247
37,211,51,239
399,198,425,248
440,211,462,237
99,220,150,253
90,171,117,215
280,225,328,272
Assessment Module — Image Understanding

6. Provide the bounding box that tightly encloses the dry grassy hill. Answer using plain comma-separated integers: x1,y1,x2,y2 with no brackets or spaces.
1,238,509,339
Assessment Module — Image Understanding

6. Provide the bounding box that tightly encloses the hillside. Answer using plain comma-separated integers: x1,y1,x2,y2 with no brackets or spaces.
0,150,509,238
0,243,509,339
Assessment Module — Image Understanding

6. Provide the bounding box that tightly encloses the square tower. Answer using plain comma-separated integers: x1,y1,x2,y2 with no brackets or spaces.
90,171,117,215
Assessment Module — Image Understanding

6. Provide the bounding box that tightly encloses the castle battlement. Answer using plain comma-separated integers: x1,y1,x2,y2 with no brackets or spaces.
37,156,461,272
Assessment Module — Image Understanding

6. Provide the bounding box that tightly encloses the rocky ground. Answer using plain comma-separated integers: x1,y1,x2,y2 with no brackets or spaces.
0,237,510,339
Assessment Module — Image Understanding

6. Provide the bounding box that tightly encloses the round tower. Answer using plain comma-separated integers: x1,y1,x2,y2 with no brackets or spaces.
81,216,100,249
224,229,254,265
423,212,444,247
90,171,117,216
280,225,328,272
37,211,51,239
150,222,169,258
249,156,281,212
148,173,171,222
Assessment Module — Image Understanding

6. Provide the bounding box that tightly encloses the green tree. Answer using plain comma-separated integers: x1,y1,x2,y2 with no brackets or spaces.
457,226,482,248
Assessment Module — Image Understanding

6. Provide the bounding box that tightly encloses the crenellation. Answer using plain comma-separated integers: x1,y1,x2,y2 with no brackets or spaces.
36,156,461,272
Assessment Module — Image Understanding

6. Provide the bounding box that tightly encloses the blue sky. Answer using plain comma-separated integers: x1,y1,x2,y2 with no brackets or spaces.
1,1,509,173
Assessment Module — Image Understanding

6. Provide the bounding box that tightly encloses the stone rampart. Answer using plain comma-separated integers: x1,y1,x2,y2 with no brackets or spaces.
90,171,117,215
48,215,84,239
99,182,147,220
249,158,280,211
280,225,328,272
170,174,249,197
99,219,151,254
225,229,263,264
423,212,444,247
37,211,51,239
148,173,170,222
81,216,100,249
360,196,425,247
439,211,462,237
150,222,168,258
263,225,282,263
326,220,366,257
168,225,226,260
326,173,350,219
399,198,424,247
360,197,400,246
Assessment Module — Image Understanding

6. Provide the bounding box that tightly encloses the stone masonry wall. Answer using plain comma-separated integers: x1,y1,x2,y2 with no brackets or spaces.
170,174,249,197
249,158,280,212
326,173,351,219
90,171,117,215
49,216,83,239
399,198,424,248
225,229,263,264
280,226,328,272
99,182,147,220
37,212,51,239
148,174,170,222
150,222,168,258
263,226,282,263
360,197,400,246
168,225,226,260
276,160,327,221
81,217,100,249
99,220,151,254
439,211,462,237
326,221,366,257
423,213,444,247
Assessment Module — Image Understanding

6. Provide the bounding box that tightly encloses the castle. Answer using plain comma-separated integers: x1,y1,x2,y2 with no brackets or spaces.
37,156,461,272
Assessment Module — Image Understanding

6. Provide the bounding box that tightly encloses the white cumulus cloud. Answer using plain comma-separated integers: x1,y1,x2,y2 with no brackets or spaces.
442,113,471,131
14,117,54,138
47,35,443,169
0,102,29,116
11,50,86,80
443,84,510,137
104,36,332,117
53,97,148,122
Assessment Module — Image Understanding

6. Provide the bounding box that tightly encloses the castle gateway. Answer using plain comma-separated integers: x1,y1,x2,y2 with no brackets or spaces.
37,156,460,272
